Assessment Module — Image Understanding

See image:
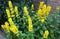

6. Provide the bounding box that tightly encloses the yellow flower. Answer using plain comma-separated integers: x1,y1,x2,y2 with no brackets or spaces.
16,34,19,37
28,16,32,25
11,10,15,14
31,4,34,12
5,22,10,32
10,25,19,34
10,8,13,11
6,9,11,18
23,6,28,16
43,30,49,38
8,1,13,8
5,22,9,26
40,18,45,23
37,9,42,16
42,4,47,14
1,22,10,32
28,16,33,32
47,6,51,12
11,14,15,17
8,18,14,25
42,4,46,9
15,6,18,17
28,25,33,32
39,1,44,9
46,6,51,16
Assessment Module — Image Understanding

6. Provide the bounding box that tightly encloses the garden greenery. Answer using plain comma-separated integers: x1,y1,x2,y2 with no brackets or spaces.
1,1,60,39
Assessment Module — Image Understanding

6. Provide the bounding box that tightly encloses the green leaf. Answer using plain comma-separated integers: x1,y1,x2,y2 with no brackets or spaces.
42,26,47,30
40,30,44,36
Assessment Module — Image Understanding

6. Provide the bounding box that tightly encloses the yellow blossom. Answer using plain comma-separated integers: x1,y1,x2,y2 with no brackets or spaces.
6,9,11,18
31,4,34,12
46,6,51,16
10,8,13,11
23,6,28,17
37,9,42,16
42,4,47,14
8,1,15,17
39,1,44,9
8,18,14,25
42,4,46,9
28,16,33,32
15,6,18,17
11,10,14,14
11,14,15,17
8,1,13,8
4,22,10,32
40,18,45,23
10,25,19,34
1,22,10,32
16,34,19,37
47,6,51,12
28,25,33,32
28,16,32,25
43,30,49,38
5,22,9,27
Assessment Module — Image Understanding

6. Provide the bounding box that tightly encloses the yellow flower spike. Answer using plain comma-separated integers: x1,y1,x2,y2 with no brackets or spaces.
32,4,34,10
47,6,51,12
46,6,51,16
43,30,49,38
42,4,47,14
42,4,46,9
8,1,15,17
8,18,14,25
28,16,32,25
1,22,10,32
28,16,33,32
8,1,13,8
39,1,44,9
5,22,10,32
5,22,9,26
31,4,34,12
10,25,19,34
37,9,42,16
28,25,33,32
23,6,29,16
15,6,18,17
40,18,45,23
6,9,11,18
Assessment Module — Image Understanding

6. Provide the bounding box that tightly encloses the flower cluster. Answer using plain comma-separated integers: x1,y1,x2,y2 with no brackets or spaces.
1,22,10,32
1,1,19,36
1,21,19,36
36,1,51,23
43,30,49,38
23,6,29,18
28,16,33,32
7,1,19,17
